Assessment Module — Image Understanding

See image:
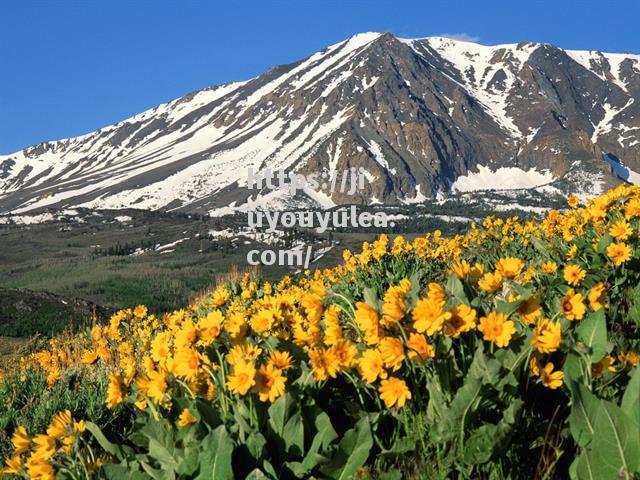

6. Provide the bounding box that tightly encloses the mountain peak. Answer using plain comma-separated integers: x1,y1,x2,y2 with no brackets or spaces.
1,32,639,214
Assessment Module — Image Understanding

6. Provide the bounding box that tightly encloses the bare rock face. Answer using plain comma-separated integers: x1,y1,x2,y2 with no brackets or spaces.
1,32,639,214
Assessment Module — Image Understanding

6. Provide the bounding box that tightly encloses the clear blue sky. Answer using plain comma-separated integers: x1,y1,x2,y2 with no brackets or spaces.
1,0,639,154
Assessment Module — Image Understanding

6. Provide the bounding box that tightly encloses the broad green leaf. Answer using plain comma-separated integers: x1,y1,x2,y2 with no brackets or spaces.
245,432,267,462
463,424,498,465
301,410,338,471
576,310,607,362
599,232,613,251
621,366,640,428
245,469,269,480
575,451,596,480
138,459,171,480
176,446,199,476
233,400,252,442
148,438,178,471
283,410,305,456
262,460,278,479
268,393,305,456
139,418,175,447
446,272,467,303
463,399,523,465
283,461,309,478
628,288,640,326
438,346,501,444
379,436,416,457
590,402,640,479
85,421,125,460
195,398,222,430
425,375,447,425
363,287,380,310
563,351,587,384
495,299,525,316
196,425,234,480
320,416,373,480
268,394,293,436
569,456,577,480
566,380,600,447
101,464,149,480
531,236,551,258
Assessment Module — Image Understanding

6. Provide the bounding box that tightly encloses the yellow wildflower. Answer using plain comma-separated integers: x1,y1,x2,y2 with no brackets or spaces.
563,265,586,286
540,362,564,389
379,377,412,408
561,289,586,321
477,311,516,348
252,364,286,402
531,319,562,353
358,349,387,383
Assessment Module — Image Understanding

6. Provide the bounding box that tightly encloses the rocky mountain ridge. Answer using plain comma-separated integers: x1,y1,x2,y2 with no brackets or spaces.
1,32,639,214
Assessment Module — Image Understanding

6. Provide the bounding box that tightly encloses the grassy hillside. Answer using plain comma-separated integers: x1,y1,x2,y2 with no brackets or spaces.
0,209,384,323
0,289,113,337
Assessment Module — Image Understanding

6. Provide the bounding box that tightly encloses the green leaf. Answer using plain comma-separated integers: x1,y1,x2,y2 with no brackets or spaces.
379,436,416,457
621,366,640,428
566,380,600,447
268,393,292,436
531,236,551,258
176,446,199,476
495,299,524,316
574,451,596,480
195,398,222,430
85,421,125,460
101,464,149,480
438,345,501,444
463,399,523,465
596,233,613,254
563,351,587,384
363,287,380,310
283,461,309,478
576,310,608,362
590,402,640,479
138,459,172,480
233,400,252,442
320,416,373,480
245,432,267,462
446,272,467,303
283,410,304,457
301,410,338,471
148,438,178,471
262,460,278,479
139,418,174,447
268,393,305,457
196,425,234,480
245,469,272,480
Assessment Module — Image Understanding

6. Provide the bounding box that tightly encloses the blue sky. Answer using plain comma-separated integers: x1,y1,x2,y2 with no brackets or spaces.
1,0,639,154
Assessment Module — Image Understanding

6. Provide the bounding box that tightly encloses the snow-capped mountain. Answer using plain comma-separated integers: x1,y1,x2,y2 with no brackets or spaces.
2,32,640,214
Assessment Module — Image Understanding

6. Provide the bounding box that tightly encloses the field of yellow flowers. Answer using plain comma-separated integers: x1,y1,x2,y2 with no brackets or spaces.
1,184,640,479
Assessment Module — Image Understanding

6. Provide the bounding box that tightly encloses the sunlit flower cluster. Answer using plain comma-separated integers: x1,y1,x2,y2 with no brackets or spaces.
4,184,640,477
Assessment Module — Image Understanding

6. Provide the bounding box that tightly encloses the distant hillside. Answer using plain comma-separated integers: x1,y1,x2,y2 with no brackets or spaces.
0,288,113,337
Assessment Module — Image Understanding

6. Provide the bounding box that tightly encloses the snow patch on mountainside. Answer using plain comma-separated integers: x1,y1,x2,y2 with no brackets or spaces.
591,99,635,143
566,50,640,92
419,36,537,139
401,184,428,205
208,186,333,218
451,165,555,192
367,140,396,175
